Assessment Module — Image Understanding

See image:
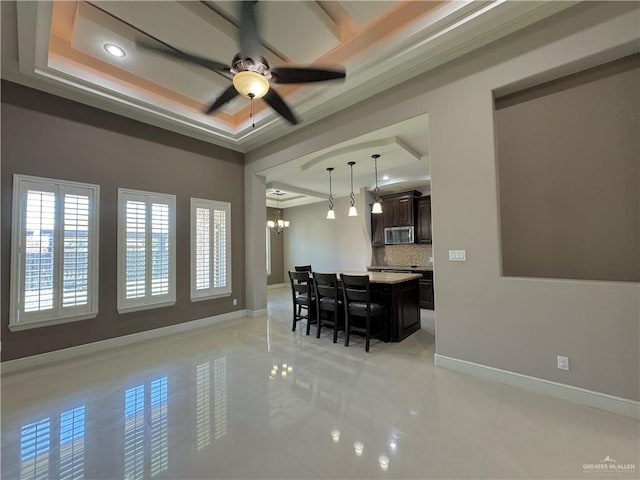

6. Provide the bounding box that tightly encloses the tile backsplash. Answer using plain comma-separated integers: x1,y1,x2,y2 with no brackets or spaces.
373,244,433,267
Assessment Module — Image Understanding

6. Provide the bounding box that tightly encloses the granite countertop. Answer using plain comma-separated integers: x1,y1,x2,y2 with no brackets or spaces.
367,264,433,272
340,271,423,284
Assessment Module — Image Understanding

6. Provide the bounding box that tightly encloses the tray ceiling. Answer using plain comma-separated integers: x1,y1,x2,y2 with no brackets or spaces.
2,1,575,152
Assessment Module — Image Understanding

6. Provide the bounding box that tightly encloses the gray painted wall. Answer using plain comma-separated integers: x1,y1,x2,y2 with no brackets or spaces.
496,58,639,282
283,195,369,274
266,207,284,285
1,81,246,361
245,2,640,401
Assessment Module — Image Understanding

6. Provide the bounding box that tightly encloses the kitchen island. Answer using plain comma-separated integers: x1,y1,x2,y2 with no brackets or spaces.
339,271,422,342
367,266,434,310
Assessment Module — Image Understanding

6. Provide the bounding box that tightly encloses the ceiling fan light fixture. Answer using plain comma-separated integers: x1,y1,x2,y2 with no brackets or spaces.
233,71,269,99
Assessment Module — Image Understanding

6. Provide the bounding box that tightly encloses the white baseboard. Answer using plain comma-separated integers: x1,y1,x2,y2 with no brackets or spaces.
1,309,248,375
267,283,287,290
247,308,268,318
434,354,639,419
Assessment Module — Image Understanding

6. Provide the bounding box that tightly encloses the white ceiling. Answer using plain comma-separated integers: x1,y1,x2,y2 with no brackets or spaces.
1,1,578,206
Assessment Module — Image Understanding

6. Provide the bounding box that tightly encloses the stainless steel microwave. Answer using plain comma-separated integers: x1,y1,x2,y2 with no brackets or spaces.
384,226,414,244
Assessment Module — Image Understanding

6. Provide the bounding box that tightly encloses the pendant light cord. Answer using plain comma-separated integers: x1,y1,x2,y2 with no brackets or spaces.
374,156,379,196
372,154,381,201
249,93,255,129
328,169,334,210
349,162,356,206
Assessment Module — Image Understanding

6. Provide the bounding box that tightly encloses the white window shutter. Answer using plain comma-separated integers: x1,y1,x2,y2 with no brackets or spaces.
118,189,176,313
9,175,99,331
190,199,231,301
125,200,146,300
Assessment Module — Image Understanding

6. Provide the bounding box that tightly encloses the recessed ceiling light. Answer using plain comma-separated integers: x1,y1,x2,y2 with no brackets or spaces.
103,43,126,58
382,175,390,181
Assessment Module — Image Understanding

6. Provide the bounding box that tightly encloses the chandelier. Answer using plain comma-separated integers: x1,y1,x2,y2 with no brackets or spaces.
267,190,289,234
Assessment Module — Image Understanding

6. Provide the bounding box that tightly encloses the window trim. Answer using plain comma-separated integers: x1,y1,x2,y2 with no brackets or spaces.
117,188,176,314
190,198,232,302
9,174,100,331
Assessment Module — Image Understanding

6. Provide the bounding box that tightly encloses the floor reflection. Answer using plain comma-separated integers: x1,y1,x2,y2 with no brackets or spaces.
213,357,227,440
59,406,85,480
124,384,145,480
196,362,211,450
19,405,86,480
20,417,50,480
2,288,637,479
150,377,168,477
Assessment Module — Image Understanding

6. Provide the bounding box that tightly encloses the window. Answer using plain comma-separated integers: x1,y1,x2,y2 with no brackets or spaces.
118,189,176,313
9,175,99,331
266,227,271,276
190,198,231,301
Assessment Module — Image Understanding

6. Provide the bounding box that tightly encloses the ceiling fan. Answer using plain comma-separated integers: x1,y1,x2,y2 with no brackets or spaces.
137,1,346,125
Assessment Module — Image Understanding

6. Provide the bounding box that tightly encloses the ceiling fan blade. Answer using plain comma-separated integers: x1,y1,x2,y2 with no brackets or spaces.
136,40,230,73
271,66,346,84
205,85,240,114
238,1,261,58
263,89,298,125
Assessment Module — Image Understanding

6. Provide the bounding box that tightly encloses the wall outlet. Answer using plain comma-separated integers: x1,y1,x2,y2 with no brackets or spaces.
232,298,238,306
557,355,569,370
448,250,466,261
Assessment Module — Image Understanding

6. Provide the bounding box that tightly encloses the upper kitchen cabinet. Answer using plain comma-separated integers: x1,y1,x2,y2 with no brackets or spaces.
382,191,422,227
416,196,432,244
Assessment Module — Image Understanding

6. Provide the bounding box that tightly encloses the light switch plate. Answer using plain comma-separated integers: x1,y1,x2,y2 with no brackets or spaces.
448,250,466,261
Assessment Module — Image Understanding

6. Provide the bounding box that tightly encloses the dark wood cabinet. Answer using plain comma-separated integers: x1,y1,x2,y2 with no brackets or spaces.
397,196,413,226
371,212,384,246
416,196,432,244
419,272,434,310
368,267,435,311
373,279,421,341
380,190,421,228
382,198,398,227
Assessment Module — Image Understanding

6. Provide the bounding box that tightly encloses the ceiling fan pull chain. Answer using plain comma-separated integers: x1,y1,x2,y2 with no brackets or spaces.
249,93,255,128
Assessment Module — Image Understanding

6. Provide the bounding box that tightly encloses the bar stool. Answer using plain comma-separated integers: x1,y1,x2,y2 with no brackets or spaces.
340,274,385,352
288,270,316,335
313,272,343,343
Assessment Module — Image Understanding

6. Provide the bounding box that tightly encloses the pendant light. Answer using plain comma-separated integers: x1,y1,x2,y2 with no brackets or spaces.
267,190,289,234
371,154,383,214
347,161,358,217
326,167,336,219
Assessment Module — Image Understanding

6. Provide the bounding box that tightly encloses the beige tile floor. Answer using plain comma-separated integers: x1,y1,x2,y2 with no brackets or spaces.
1,285,638,479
